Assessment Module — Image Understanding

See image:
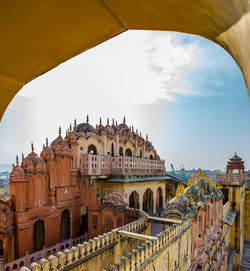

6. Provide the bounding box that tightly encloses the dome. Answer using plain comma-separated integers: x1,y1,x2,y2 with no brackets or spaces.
0,196,15,233
40,145,54,161
51,135,70,156
22,151,46,172
76,123,98,134
10,165,25,180
102,192,127,207
65,131,77,143
105,124,114,135
118,123,129,130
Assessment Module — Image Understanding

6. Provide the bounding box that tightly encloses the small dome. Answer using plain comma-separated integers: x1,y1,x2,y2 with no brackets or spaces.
22,151,46,172
76,123,98,134
10,165,25,180
118,123,129,130
0,196,14,232
97,124,105,134
51,135,70,156
102,192,127,207
105,125,114,135
40,146,54,161
65,131,77,143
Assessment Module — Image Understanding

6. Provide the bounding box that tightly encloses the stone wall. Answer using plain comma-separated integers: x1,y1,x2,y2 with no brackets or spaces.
245,189,250,241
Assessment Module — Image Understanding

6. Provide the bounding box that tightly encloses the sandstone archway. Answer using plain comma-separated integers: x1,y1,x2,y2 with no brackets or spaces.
0,1,250,121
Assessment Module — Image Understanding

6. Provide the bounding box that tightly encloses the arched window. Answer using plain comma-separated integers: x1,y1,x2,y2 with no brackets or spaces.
33,220,45,251
87,144,97,154
92,215,98,230
119,147,123,156
125,148,132,157
149,154,153,160
129,191,140,209
140,149,142,158
61,209,70,241
111,143,114,156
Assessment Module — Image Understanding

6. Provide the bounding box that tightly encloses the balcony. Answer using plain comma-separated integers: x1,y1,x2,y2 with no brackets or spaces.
216,173,245,186
80,154,166,176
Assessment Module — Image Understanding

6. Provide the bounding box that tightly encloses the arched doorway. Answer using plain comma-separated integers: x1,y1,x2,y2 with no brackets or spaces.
0,239,3,259
61,209,70,241
119,147,123,156
7,234,14,262
111,143,114,156
87,144,97,154
125,148,132,157
156,187,163,215
33,220,45,251
143,189,154,215
129,191,140,209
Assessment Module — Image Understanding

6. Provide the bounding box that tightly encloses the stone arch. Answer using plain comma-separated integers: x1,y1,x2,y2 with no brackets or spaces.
129,191,140,209
125,148,132,157
143,188,154,215
87,144,97,154
156,187,163,215
61,209,71,241
33,219,45,251
119,147,124,156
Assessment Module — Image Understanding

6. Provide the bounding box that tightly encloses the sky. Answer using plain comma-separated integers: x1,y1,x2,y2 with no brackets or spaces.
0,30,250,171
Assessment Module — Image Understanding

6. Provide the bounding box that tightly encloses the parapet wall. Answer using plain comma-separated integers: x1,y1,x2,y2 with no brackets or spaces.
104,218,191,271
20,218,148,271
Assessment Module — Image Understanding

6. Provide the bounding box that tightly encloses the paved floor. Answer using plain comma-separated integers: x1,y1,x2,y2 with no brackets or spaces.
150,222,163,236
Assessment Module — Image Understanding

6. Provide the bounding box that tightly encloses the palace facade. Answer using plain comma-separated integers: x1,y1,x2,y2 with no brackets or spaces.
0,117,248,271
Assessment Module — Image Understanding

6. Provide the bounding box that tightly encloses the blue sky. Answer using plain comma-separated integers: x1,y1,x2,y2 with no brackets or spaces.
0,30,249,170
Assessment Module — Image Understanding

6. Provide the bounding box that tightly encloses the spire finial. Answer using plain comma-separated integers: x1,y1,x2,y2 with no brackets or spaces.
146,134,148,141
115,120,118,127
31,142,34,152
140,131,142,136
70,124,72,132
100,117,102,124
12,163,15,170
59,126,61,136
136,129,138,134
132,125,134,131
107,118,109,125
46,137,48,147
22,153,24,161
112,118,114,125
86,115,89,123
123,116,126,124
74,119,77,126
16,155,19,166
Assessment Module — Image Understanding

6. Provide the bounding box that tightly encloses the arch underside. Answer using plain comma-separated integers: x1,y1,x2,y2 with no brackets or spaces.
0,0,250,120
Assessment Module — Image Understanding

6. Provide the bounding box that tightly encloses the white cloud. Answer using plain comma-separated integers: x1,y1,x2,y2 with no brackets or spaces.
1,30,202,164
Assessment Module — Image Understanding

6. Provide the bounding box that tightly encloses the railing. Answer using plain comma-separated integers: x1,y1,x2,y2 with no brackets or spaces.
3,233,87,271
216,173,245,186
80,154,166,176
